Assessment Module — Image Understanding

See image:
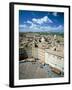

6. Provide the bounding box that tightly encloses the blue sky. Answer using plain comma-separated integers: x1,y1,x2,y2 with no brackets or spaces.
19,10,64,32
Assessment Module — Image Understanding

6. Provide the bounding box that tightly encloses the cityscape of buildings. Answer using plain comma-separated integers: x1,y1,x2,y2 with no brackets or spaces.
19,32,64,79
19,10,64,79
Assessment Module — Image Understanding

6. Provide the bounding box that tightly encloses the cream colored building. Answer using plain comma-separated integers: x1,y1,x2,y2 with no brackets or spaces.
45,49,64,72
32,37,64,73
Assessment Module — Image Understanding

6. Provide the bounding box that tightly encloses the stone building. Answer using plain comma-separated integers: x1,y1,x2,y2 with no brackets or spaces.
32,36,64,74
45,49,64,73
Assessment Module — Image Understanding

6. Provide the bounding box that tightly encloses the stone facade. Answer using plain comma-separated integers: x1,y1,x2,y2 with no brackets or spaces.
38,48,45,64
32,37,64,73
45,49,64,72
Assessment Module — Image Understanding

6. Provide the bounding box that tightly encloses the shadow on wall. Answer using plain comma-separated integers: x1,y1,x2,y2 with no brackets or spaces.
19,48,28,61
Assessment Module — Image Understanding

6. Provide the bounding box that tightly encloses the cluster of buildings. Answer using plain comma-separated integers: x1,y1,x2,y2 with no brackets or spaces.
19,32,64,75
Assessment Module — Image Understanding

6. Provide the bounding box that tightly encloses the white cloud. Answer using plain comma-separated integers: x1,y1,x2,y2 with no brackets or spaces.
20,23,63,32
32,16,53,24
27,20,32,24
41,16,48,22
56,25,63,30
32,18,42,24
32,18,37,22
38,25,63,32
53,12,58,16
44,16,53,23
19,24,27,28
19,15,63,32
29,22,63,32
30,23,36,29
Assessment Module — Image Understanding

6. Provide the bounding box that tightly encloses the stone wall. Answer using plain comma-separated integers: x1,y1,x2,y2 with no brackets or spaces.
32,47,64,73
38,48,45,64
45,51,64,72
32,47,38,59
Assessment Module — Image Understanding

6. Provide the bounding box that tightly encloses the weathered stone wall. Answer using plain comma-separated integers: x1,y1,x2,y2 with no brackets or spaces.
32,47,64,72
32,47,38,59
38,48,45,64
45,52,64,72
